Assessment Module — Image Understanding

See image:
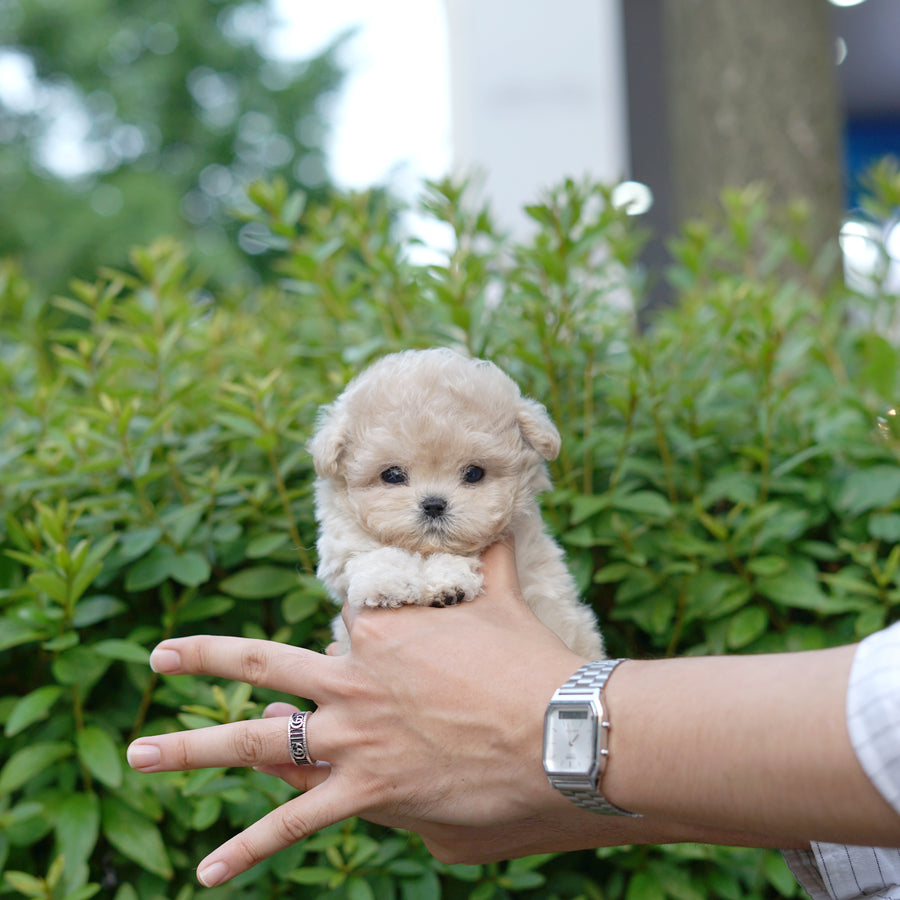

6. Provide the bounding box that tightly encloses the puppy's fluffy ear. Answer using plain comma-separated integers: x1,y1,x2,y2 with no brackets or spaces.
516,398,561,461
308,404,349,479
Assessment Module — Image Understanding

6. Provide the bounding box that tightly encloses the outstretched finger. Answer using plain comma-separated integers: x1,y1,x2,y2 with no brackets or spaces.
128,714,300,772
195,780,362,887
148,635,334,700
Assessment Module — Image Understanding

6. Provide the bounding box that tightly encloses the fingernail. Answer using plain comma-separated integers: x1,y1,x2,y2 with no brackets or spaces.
149,647,181,674
126,743,161,770
197,861,229,888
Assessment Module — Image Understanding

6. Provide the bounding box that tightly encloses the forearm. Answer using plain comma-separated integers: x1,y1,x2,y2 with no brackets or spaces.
601,648,900,848
421,643,896,864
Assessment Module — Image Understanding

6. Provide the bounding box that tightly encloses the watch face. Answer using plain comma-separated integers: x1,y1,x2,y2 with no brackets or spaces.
543,704,597,776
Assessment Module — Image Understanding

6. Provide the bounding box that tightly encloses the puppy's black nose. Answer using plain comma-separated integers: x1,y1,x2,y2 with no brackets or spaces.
421,496,448,518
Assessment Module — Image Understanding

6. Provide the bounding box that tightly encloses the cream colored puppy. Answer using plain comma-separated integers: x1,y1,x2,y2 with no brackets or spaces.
308,348,605,659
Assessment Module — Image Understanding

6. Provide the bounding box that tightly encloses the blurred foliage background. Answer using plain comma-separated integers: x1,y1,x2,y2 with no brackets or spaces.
0,0,343,296
1,168,900,900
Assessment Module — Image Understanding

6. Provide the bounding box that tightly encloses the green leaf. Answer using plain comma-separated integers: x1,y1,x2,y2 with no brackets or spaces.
5,685,64,737
386,860,428,877
855,606,887,638
69,557,106,606
282,589,321,623
118,527,163,561
570,494,610,524
46,853,65,890
346,876,375,900
467,882,498,900
175,595,234,624
214,412,263,438
4,549,53,571
0,619,47,652
71,595,128,628
726,606,768,649
615,568,658,604
100,795,172,880
625,871,667,900
745,555,787,577
508,853,556,871
54,793,101,870
699,471,759,507
763,848,799,895
563,523,602,547
51,647,112,688
111,883,138,900
190,795,222,830
861,333,898,397
76,726,123,789
594,562,637,584
836,465,900,517
757,558,866,613
443,864,483,882
688,574,752,621
246,532,291,558
664,529,720,557
91,639,150,664
124,545,177,591
400,869,441,900
499,870,546,890
220,566,299,599
62,885,101,900
4,871,46,898
288,867,339,885
162,501,207,548
611,490,674,519
753,507,810,548
43,633,79,653
0,742,72,796
820,571,880,599
868,512,900,542
0,801,43,829
28,571,69,604
168,551,211,587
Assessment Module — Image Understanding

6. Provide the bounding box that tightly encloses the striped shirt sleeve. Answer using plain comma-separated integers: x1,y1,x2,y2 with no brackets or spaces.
784,621,900,900
847,620,900,817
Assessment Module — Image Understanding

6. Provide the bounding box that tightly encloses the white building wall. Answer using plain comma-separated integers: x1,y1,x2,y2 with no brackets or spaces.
443,0,630,233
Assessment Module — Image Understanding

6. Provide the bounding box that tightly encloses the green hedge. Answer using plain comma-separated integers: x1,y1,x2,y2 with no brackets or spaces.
2,168,900,900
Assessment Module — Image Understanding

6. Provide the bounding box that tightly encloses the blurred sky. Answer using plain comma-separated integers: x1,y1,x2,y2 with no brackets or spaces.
265,0,452,195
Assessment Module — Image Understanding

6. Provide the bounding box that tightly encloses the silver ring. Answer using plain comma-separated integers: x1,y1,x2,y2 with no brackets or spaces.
288,711,316,766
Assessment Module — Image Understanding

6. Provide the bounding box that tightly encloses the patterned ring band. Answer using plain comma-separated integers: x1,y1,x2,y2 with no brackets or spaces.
288,711,316,766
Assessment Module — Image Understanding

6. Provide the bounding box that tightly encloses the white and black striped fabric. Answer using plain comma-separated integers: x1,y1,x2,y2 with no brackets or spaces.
783,621,900,899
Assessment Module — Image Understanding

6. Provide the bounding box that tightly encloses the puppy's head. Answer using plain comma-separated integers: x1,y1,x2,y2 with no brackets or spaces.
309,348,560,554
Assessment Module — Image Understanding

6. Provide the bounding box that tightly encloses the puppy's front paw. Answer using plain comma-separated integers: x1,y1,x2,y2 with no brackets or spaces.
420,554,483,608
345,547,423,608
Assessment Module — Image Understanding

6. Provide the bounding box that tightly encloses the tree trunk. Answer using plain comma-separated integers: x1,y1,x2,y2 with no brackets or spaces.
661,0,843,254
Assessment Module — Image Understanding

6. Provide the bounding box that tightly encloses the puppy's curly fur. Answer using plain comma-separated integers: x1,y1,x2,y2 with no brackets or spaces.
309,348,604,659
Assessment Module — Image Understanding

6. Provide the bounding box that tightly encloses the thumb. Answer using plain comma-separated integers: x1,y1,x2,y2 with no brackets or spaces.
479,538,525,607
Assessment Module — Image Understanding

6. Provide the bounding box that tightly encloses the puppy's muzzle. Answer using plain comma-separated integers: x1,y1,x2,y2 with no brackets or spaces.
421,495,448,519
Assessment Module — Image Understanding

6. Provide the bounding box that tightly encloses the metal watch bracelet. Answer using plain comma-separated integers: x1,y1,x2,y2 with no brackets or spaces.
547,658,640,817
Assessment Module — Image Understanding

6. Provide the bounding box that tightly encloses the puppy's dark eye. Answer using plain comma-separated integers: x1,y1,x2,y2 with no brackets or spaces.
463,465,485,484
381,466,408,485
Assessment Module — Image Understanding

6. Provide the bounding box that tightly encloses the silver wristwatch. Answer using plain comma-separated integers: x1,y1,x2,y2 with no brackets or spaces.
543,658,639,816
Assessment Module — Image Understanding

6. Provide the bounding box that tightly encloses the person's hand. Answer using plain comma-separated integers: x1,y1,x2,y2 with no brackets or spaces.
127,542,602,885
128,541,804,887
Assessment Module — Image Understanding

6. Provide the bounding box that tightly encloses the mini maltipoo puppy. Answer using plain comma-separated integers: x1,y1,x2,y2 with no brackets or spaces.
308,348,604,659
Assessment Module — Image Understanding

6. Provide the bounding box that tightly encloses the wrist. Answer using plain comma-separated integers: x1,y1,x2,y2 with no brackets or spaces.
542,658,640,817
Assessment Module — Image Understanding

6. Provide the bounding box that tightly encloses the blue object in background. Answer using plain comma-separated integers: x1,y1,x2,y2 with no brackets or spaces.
844,116,900,210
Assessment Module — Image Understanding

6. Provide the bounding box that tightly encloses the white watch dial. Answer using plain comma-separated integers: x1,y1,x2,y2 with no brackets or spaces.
544,706,597,775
